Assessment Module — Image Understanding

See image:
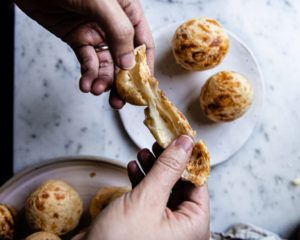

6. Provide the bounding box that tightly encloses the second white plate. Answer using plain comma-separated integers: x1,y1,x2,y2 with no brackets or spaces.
119,22,264,166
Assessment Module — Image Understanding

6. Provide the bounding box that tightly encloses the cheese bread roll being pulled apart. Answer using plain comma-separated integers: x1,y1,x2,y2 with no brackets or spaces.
116,45,210,186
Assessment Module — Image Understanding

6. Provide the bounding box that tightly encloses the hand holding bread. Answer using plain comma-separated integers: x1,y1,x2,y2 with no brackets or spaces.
87,136,210,240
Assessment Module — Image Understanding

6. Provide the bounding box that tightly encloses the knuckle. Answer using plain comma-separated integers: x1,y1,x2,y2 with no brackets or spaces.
98,68,114,84
112,25,134,42
81,54,93,64
119,0,137,10
146,41,155,51
80,64,93,75
157,155,182,173
80,59,96,74
98,52,113,68
99,59,112,68
122,0,142,25
65,25,100,48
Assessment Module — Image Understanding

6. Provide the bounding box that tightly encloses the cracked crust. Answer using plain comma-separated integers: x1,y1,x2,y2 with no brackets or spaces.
116,45,210,186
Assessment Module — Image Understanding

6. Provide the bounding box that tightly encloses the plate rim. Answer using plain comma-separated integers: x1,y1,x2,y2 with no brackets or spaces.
118,22,265,166
0,155,126,193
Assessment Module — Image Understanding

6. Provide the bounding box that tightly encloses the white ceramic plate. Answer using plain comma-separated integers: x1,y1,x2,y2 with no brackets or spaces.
0,157,130,225
119,23,264,166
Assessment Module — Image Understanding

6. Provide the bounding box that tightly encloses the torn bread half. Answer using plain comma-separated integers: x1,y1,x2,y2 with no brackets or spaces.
116,45,210,186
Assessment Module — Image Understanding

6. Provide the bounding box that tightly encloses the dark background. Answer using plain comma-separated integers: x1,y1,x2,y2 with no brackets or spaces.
0,0,14,185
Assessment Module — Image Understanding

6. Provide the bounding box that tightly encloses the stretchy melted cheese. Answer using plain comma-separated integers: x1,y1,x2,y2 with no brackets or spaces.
116,45,210,186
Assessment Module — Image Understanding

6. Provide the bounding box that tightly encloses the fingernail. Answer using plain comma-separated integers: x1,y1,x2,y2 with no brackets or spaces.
174,135,193,153
118,52,136,70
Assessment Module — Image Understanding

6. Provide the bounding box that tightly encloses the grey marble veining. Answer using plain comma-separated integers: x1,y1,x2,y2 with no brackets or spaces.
14,0,300,237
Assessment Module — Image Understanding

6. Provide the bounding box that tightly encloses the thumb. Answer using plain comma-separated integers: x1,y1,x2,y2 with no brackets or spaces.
137,135,193,207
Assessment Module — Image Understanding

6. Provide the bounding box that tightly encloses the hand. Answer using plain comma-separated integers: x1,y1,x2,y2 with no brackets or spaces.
87,135,210,240
14,0,155,109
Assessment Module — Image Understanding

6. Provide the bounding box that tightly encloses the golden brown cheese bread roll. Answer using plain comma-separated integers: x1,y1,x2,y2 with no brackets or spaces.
25,231,61,240
0,204,16,240
116,45,210,186
25,180,83,236
200,71,253,122
89,186,130,219
172,17,229,71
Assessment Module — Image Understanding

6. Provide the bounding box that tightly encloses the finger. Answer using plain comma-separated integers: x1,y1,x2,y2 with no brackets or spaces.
127,160,144,188
136,135,193,206
134,17,155,73
89,0,135,69
64,23,106,93
91,48,114,95
70,232,87,240
152,142,164,158
186,184,210,209
168,180,194,209
137,148,156,174
175,184,210,226
118,0,155,73
109,85,126,109
76,45,99,93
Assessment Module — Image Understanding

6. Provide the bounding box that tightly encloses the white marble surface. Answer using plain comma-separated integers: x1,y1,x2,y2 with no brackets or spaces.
14,0,300,238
